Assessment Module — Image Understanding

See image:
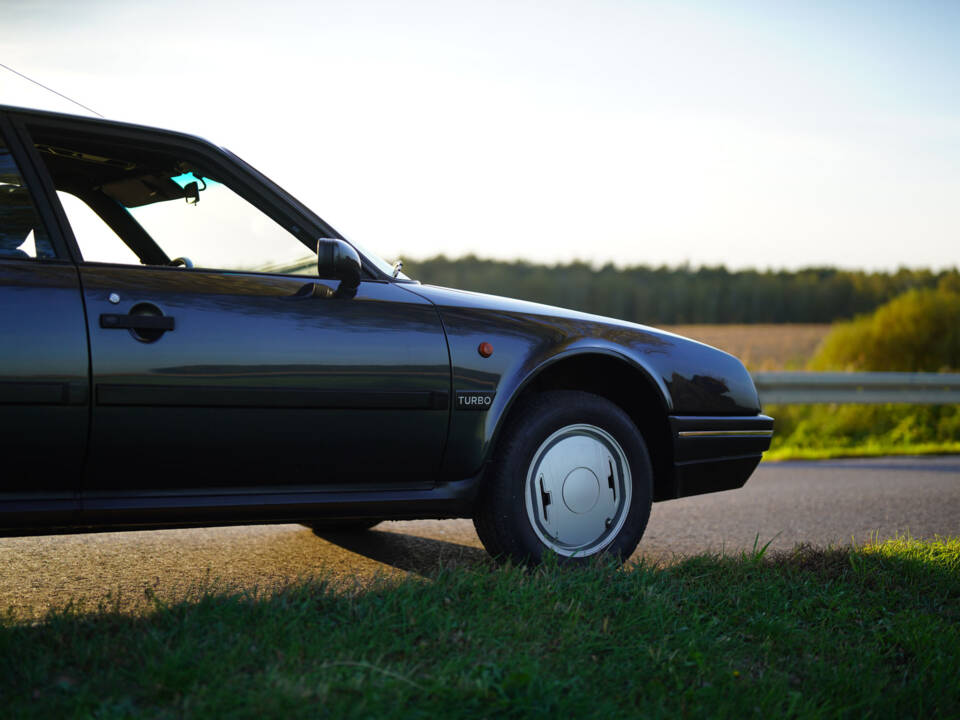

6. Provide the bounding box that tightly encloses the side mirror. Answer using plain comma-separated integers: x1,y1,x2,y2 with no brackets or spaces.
316,238,361,291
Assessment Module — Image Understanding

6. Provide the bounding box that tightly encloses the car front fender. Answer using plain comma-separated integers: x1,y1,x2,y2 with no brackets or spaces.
435,308,675,479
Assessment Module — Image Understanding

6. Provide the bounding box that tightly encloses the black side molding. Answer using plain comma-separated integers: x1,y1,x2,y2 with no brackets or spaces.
96,384,449,410
0,380,87,405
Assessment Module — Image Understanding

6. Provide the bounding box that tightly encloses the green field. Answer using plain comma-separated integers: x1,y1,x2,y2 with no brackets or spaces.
765,440,960,461
2,537,958,718
765,402,960,461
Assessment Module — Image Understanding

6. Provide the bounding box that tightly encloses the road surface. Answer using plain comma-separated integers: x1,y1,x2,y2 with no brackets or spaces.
2,456,957,618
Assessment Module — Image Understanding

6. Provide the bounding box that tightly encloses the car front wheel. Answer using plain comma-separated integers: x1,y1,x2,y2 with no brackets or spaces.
474,390,653,564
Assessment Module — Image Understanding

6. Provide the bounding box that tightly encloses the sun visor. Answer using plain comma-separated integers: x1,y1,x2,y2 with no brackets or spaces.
100,174,186,208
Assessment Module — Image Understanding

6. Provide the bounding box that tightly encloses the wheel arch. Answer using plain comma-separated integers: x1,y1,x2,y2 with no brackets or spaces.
486,350,676,502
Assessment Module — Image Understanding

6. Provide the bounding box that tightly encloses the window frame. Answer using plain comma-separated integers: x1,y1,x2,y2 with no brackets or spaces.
3,108,388,281
0,112,72,262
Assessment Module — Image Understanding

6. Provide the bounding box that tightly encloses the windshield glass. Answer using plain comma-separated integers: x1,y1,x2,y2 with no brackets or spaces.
342,234,411,280
219,148,411,281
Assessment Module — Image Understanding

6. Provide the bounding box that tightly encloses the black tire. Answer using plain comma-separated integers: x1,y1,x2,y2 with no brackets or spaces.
304,519,382,532
473,390,653,565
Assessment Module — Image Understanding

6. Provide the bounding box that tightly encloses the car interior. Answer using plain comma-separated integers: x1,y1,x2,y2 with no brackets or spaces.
0,143,54,259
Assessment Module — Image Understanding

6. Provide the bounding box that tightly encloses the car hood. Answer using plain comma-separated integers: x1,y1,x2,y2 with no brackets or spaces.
406,283,704,344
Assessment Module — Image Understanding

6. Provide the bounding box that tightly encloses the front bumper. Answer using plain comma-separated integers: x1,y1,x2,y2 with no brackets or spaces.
665,414,774,499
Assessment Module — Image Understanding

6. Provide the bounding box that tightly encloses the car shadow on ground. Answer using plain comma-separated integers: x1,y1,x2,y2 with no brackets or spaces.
312,528,491,577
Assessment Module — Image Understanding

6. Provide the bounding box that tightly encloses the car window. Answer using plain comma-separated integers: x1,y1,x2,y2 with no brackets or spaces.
56,190,140,265
0,132,54,260
27,127,315,274
127,173,314,274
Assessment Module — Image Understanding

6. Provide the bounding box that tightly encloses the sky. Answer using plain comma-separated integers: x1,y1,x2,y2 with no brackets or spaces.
2,0,958,271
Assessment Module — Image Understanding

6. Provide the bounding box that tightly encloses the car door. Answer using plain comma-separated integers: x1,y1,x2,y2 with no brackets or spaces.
78,268,450,494
18,113,450,497
0,118,88,503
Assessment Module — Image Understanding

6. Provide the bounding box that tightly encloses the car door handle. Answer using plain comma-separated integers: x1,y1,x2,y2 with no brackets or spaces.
100,314,175,331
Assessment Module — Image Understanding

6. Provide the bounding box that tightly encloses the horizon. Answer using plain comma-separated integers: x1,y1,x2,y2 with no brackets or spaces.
403,252,959,275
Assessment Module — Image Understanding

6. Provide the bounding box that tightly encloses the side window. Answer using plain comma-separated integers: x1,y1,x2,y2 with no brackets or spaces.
0,132,54,260
56,191,139,265
126,175,314,274
27,127,314,275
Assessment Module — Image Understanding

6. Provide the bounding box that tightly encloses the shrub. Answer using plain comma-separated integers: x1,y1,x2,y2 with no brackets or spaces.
808,288,960,372
770,287,960,458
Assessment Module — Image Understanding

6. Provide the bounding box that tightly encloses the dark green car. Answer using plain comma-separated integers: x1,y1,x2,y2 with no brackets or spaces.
0,106,772,564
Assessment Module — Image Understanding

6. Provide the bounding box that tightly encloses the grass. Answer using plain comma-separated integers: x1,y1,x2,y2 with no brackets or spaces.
1,537,958,718
766,403,960,462
765,441,960,461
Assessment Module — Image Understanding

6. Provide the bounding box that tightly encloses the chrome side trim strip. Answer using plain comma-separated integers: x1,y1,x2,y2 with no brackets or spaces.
678,430,774,438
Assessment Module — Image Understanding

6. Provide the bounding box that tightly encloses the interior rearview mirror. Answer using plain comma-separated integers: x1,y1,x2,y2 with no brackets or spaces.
316,238,361,291
184,181,200,205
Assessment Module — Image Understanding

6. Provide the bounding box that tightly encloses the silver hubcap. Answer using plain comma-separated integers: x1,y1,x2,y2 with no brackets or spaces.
524,423,632,557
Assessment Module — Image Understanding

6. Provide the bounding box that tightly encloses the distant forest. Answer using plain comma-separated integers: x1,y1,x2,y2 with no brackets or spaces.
402,256,960,325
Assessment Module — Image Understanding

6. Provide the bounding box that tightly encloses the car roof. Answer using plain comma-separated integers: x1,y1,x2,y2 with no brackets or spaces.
0,104,218,150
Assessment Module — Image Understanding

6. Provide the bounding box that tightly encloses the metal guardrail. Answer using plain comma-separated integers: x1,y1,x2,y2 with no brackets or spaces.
752,372,960,405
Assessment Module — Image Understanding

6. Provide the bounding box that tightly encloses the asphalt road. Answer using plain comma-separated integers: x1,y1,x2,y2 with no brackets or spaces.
2,456,958,618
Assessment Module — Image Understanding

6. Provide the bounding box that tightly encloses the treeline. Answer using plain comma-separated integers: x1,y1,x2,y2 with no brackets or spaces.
402,256,960,324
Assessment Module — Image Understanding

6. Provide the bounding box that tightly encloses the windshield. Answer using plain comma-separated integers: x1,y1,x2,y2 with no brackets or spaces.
219,147,412,281
343,234,411,280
